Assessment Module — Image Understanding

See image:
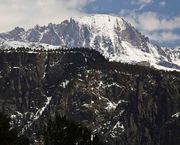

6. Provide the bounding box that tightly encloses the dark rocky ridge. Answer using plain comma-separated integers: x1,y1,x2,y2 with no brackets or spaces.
0,48,180,145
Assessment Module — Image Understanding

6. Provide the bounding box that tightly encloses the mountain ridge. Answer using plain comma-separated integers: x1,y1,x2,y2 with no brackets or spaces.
0,14,179,71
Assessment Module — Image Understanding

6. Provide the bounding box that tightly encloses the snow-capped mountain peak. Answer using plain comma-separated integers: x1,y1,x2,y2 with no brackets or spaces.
0,14,179,71
73,14,127,31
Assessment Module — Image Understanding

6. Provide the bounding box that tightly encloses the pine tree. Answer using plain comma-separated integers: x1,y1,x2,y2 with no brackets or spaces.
0,112,17,145
0,111,30,145
44,115,102,145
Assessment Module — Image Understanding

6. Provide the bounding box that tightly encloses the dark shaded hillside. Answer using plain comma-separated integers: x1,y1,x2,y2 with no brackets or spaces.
0,112,30,145
0,48,179,145
44,115,102,145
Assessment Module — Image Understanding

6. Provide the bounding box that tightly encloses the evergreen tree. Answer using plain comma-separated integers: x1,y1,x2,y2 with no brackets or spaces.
0,112,30,145
44,115,102,145
0,112,17,145
14,135,30,145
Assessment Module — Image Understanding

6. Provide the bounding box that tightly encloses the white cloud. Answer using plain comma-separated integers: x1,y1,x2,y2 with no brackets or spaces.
146,31,180,42
120,10,180,43
159,1,166,7
0,0,94,32
122,12,180,31
131,0,153,5
130,0,153,12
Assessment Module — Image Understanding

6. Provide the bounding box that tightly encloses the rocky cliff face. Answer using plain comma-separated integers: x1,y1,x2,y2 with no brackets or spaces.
0,48,179,145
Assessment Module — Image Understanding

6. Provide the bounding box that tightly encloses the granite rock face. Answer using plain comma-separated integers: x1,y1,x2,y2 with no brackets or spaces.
0,48,179,145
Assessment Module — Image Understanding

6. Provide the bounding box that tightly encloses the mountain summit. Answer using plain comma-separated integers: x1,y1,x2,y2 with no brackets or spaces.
0,14,179,70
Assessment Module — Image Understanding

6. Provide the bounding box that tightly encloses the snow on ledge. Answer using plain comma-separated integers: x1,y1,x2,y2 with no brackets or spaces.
172,112,180,118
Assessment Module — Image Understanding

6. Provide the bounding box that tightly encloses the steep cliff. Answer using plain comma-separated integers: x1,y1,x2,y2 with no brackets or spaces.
0,48,179,145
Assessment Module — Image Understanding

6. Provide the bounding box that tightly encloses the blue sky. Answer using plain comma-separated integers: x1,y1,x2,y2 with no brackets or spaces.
0,0,179,47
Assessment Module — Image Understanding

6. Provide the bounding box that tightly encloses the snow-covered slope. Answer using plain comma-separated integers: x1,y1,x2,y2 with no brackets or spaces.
0,40,61,51
0,14,179,71
165,47,180,67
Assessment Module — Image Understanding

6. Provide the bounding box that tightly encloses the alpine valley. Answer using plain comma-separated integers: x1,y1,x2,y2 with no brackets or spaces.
0,14,180,145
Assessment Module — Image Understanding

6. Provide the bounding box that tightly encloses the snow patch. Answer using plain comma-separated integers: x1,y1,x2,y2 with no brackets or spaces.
60,80,70,88
113,121,124,131
20,96,52,134
34,96,52,120
172,112,180,118
105,99,127,111
0,40,63,51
